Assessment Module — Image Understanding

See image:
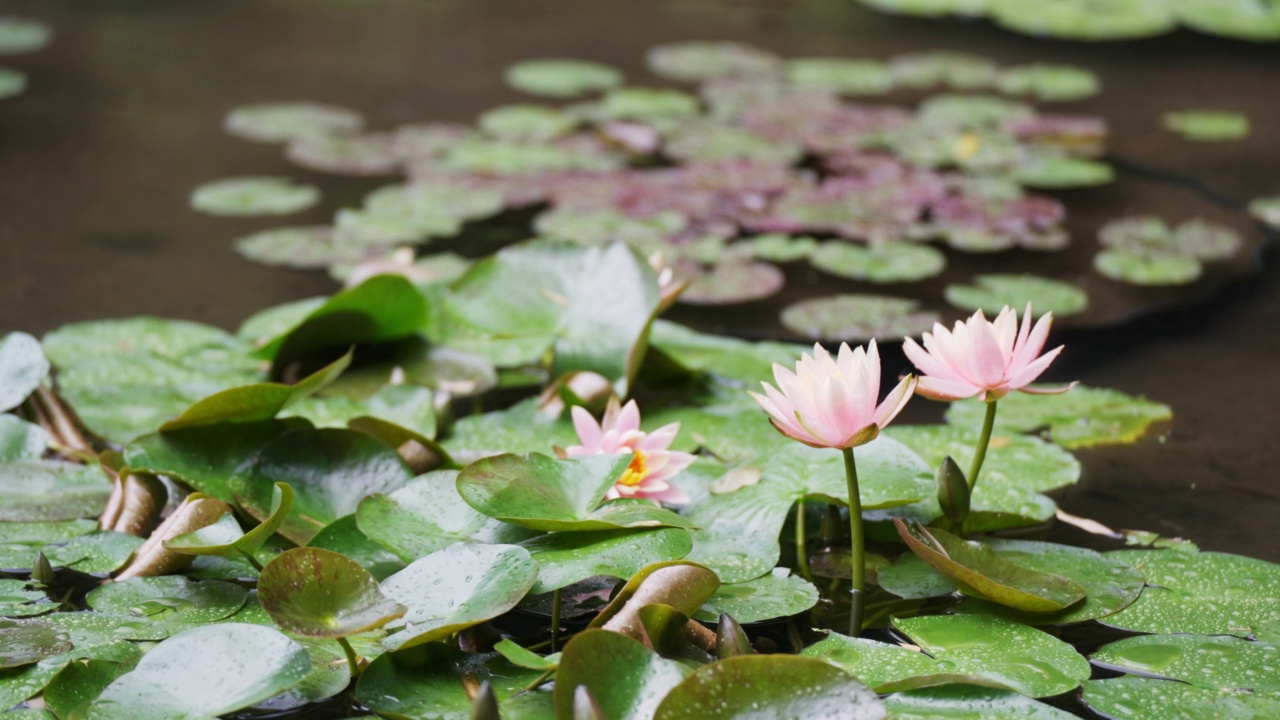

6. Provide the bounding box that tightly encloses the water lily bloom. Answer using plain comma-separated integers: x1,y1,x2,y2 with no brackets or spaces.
748,340,916,450
564,398,694,505
902,304,1073,403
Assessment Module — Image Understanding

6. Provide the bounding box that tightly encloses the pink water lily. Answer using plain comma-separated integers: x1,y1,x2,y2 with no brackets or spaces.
564,398,693,505
903,304,1073,403
749,340,916,450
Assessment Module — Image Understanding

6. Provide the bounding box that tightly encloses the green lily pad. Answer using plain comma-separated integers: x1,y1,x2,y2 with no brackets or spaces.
655,655,885,719
285,132,400,176
523,527,693,594
882,686,1077,719
0,663,60,711
800,634,956,690
125,419,304,503
87,623,311,719
87,576,248,627
364,181,505,224
160,352,349,431
680,261,787,306
892,614,1091,697
356,470,530,562
355,642,548,719
1163,110,1250,141
917,93,1034,129
225,102,364,143
1095,248,1203,285
44,659,131,720
0,416,49,462
0,460,112,522
810,242,947,283
732,234,819,263
943,273,1087,317
595,87,702,123
379,543,538,650
307,515,405,581
479,104,577,141
536,208,688,248
506,58,623,98
234,226,373,270
1014,155,1114,188
889,51,999,91
886,425,1080,495
647,319,805,386
779,294,940,342
441,138,621,174
1249,195,1280,229
0,18,51,55
0,619,71,668
946,384,1172,449
694,570,819,623
258,547,405,637
646,41,782,82
557,629,689,720
0,333,47,412
189,176,320,217
987,0,1177,40
0,580,45,618
684,517,781,584
255,639,353,711
786,58,893,96
664,123,802,165
457,453,694,532
42,531,144,575
1082,676,1280,720
996,64,1099,101
442,398,579,464
1101,550,1280,636
1092,633,1280,693
230,427,414,544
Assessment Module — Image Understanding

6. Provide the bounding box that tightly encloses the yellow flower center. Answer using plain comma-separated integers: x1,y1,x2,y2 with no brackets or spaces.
618,450,649,487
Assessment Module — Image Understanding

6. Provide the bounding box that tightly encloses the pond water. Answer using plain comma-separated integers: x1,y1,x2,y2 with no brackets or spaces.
1,0,1277,575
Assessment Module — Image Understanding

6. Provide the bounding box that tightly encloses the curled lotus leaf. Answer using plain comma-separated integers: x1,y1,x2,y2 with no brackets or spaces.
224,101,364,143
189,176,320,217
506,58,624,98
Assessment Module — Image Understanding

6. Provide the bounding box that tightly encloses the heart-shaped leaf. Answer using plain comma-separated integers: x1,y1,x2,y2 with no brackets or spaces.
160,352,350,431
555,629,689,720
654,655,886,719
87,623,311,719
258,547,406,638
380,543,538,650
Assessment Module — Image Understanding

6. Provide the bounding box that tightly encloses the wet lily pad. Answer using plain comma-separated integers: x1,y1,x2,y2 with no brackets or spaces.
800,634,958,690
189,176,320,217
694,570,819,623
307,515,404,581
258,547,405,637
786,58,893,96
892,614,1091,697
506,58,623,98
355,643,547,719
0,580,45,618
654,655,885,720
225,102,364,143
479,104,578,141
256,639,353,711
43,659,131,720
1082,676,1280,720
87,623,311,719
0,460,112,522
41,531,144,575
0,619,71,668
779,294,940,342
943,273,1088,317
0,18,51,55
87,576,248,627
1163,110,1250,141
647,41,782,82
523,527,693,594
882,686,1076,719
996,64,1099,102
1100,550,1280,636
379,542,538,650
886,425,1080,495
125,419,303,503
680,261,786,305
0,417,49,462
1091,633,1280,693
946,384,1172,449
683,516,781,584
285,133,400,176
160,351,348,431
0,332,48,412
556,629,689,720
809,242,947,283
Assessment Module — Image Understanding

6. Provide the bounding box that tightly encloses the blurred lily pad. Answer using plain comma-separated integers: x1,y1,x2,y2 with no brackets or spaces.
779,294,940,342
647,41,782,82
946,384,1172,449
506,58,623,98
1014,155,1113,188
189,177,320,217
234,226,368,270
0,18,51,55
1248,195,1280,229
225,102,364,143
0,460,112,522
0,332,48,412
786,58,893,96
987,0,1177,40
943,273,1088,316
680,261,786,305
889,51,999,91
0,67,25,99
809,242,947,283
1163,110,1250,141
996,64,1099,102
285,133,400,176
479,104,578,142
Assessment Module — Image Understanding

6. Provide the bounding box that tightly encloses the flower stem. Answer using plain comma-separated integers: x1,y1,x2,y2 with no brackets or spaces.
842,447,864,637
967,401,999,492
336,636,360,678
794,499,813,583
550,588,562,652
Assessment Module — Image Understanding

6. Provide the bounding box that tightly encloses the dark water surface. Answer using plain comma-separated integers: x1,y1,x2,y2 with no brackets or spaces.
1,0,1278,562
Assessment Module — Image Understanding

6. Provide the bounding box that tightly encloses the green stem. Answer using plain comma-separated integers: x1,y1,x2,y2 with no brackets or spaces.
842,447,865,637
967,401,999,492
336,636,360,678
550,588,562,652
522,668,556,693
794,499,814,583
238,548,265,573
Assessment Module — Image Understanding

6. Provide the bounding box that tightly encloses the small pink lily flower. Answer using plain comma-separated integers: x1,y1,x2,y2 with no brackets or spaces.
749,341,916,450
903,304,1073,402
564,398,694,505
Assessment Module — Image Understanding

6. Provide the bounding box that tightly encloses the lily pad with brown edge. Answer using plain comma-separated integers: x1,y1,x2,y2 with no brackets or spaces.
995,64,1099,102
888,51,999,91
189,176,320,217
779,294,940,342
654,655,886,720
1013,155,1114,188
1091,633,1280,693
555,629,690,720
0,460,112,522
479,104,578,142
809,242,947,283
882,686,1078,719
0,332,47,412
0,619,71,668
522,527,693,595
786,57,894,96
355,642,550,719
160,351,349,431
590,561,722,637
230,427,413,544
798,634,1014,693
456,453,694,532
1082,676,1280,720
893,521,1086,613
1099,549,1280,637
891,614,1091,698
945,383,1172,449
680,261,785,305
506,58,623,98
1162,109,1250,141
0,18,51,55
646,41,782,83
355,470,531,562
86,623,312,720
693,569,819,623
225,102,364,143
943,273,1088,317
257,547,406,638
1096,247,1201,285
378,542,538,651
285,132,400,176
